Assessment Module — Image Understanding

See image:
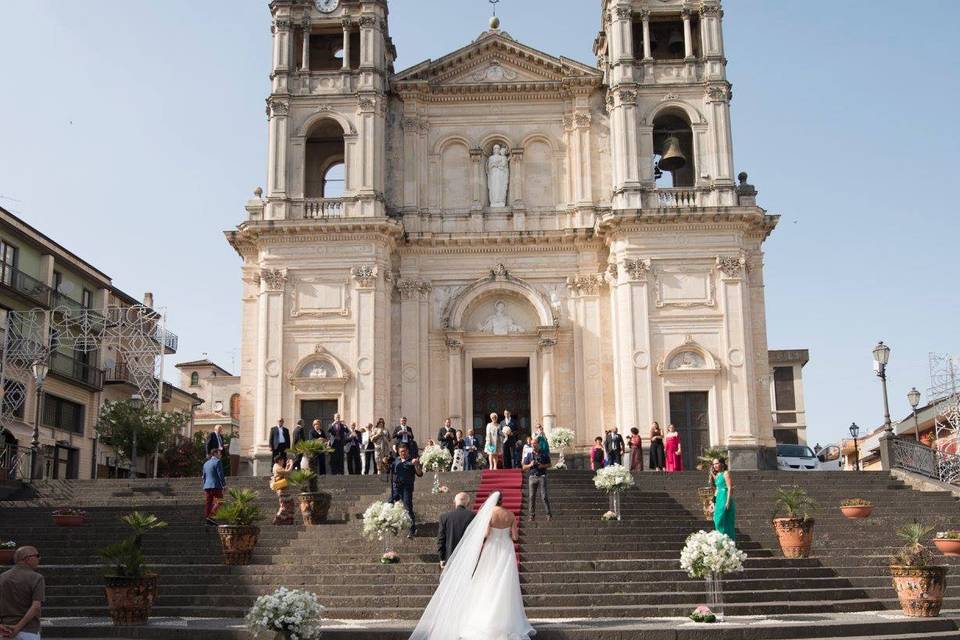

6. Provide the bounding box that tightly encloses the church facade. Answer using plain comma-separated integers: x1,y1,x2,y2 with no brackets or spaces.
227,0,781,472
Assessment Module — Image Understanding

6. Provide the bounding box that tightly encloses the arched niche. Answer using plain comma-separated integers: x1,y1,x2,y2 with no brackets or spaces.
288,347,351,392
656,338,720,376
444,269,555,331
304,118,346,198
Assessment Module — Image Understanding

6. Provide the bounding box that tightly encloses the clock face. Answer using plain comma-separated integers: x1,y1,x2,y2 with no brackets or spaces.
315,0,339,13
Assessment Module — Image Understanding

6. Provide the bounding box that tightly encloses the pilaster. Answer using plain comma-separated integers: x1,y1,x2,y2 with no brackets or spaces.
608,257,653,432
567,273,607,434
254,268,286,474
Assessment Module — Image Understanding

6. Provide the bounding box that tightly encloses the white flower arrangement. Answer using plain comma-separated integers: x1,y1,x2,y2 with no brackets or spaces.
420,444,452,473
601,511,618,521
548,427,575,450
679,530,747,579
552,461,567,470
0,541,16,549
362,500,413,541
245,586,324,640
593,463,635,493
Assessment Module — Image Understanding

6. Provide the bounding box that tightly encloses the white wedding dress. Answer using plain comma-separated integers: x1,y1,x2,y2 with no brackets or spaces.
410,491,535,640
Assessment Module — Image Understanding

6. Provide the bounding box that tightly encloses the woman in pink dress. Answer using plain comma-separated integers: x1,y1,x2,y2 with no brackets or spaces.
664,423,683,472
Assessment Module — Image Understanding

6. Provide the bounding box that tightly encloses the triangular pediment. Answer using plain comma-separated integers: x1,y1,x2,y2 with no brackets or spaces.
393,30,601,90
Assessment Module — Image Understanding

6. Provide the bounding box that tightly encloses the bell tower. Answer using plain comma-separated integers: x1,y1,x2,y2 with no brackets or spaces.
596,0,779,469
262,0,395,221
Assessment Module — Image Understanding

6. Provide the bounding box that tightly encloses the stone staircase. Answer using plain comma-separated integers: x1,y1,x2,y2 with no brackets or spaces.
1,469,959,638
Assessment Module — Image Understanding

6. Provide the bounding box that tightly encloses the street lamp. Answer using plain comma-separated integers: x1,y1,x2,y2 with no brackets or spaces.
907,387,922,439
30,358,49,481
129,393,143,479
872,341,893,435
848,422,860,471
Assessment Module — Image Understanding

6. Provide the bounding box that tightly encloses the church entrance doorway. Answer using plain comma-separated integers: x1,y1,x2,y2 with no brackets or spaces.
300,399,338,431
669,391,710,470
472,358,531,436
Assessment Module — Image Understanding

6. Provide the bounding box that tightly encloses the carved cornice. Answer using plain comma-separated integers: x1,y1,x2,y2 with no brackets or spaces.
259,268,287,291
350,264,379,288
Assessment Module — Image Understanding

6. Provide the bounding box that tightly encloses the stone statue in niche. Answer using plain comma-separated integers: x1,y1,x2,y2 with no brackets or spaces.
486,145,509,208
301,361,333,378
478,300,523,335
668,351,706,370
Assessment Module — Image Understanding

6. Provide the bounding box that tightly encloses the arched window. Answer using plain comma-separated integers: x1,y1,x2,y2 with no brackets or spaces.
305,119,346,199
190,372,199,386
652,110,695,188
229,393,241,420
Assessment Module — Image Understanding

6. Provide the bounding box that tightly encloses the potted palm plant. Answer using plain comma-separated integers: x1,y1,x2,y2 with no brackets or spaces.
891,523,947,617
214,488,264,565
840,498,873,519
289,469,331,526
696,447,727,519
772,486,816,558
99,511,167,625
291,438,333,473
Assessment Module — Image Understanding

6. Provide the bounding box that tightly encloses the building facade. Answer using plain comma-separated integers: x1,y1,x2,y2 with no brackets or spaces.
228,0,782,473
174,358,241,436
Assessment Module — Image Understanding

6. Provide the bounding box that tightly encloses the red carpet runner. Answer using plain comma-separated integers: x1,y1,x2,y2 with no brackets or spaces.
474,468,523,560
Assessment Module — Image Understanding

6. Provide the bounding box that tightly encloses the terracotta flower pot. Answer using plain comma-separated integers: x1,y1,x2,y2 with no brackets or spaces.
840,505,873,519
890,565,947,617
773,517,815,558
298,492,332,526
53,514,84,527
934,538,960,557
103,574,158,625
216,525,260,565
0,549,14,565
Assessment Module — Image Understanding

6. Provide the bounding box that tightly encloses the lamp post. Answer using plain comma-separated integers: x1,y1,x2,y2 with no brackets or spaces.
129,393,143,479
907,386,921,440
848,422,860,471
872,341,893,435
30,359,49,481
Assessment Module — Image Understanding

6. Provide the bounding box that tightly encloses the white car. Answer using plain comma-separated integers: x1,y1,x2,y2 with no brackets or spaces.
776,444,820,471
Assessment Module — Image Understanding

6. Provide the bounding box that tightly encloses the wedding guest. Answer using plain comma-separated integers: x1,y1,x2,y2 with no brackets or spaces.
329,414,349,475
308,419,327,475
590,437,605,471
291,419,306,470
271,452,295,525
665,423,683,472
362,422,377,475
438,418,457,455
648,422,666,472
390,445,423,538
394,417,414,453
206,423,228,477
0,545,44,640
452,430,466,471
522,439,552,521
202,448,225,525
712,457,736,540
521,436,534,464
463,429,478,471
605,426,625,466
372,418,389,474
346,423,362,475
269,417,290,461
485,413,501,470
502,426,517,470
628,427,643,472
438,493,475,569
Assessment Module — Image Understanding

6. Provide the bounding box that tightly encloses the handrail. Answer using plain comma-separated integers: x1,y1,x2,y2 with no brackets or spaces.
0,265,53,306
49,351,104,389
889,435,959,485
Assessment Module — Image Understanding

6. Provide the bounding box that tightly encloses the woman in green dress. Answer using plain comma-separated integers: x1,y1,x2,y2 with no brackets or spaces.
712,457,736,540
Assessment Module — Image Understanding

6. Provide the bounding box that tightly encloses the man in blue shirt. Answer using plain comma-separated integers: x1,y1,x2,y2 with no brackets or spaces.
390,445,423,538
202,449,226,525
522,440,552,521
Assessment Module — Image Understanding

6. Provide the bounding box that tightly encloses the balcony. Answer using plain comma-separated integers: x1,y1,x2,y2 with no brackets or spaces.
647,188,704,209
303,198,345,219
49,351,104,390
152,327,178,354
104,361,172,402
0,265,53,307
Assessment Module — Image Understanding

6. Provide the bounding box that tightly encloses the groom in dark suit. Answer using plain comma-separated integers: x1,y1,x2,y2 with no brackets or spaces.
437,493,475,569
269,418,290,460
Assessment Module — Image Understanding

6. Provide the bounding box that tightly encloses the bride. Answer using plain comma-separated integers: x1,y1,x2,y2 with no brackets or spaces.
410,491,535,639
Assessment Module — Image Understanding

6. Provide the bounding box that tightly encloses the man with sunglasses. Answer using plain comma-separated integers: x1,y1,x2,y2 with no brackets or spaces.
0,546,44,639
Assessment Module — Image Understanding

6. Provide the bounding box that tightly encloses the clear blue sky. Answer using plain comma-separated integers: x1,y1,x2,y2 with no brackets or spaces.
1,1,957,447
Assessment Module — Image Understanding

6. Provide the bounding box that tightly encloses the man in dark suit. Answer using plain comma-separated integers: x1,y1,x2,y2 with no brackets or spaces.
390,444,423,538
308,419,327,475
393,416,414,453
329,413,348,475
605,426,625,466
502,409,522,468
438,492,475,569
291,419,306,470
437,418,456,455
269,418,290,460
206,424,226,457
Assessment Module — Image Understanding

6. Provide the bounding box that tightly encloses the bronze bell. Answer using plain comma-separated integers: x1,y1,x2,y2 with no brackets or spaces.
668,29,685,55
658,136,687,172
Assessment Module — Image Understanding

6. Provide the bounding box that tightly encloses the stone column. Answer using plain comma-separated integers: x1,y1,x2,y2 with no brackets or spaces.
350,265,383,422
397,277,431,441
640,10,652,60
715,254,755,447
705,84,735,200
699,5,724,59
272,19,291,73
682,10,695,59
538,331,558,430
574,113,593,206
470,148,484,210
509,147,524,208
301,22,311,71
341,19,351,71
266,99,289,204
358,15,376,69
254,268,286,475
608,258,653,432
446,334,464,429
567,273,606,438
402,117,420,209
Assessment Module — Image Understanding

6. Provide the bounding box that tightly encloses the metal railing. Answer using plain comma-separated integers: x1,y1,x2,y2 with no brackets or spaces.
152,327,178,354
890,435,960,485
49,350,104,389
0,265,53,306
0,444,24,480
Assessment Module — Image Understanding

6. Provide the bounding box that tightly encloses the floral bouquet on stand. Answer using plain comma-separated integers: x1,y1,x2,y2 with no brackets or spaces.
548,427,575,469
245,586,324,639
679,530,747,622
362,500,413,563
420,444,453,494
593,463,634,521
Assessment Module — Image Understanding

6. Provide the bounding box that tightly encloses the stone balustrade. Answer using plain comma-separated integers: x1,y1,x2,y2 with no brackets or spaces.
302,198,346,219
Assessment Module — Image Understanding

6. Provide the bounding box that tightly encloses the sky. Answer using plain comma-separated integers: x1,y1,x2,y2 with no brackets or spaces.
1,1,957,448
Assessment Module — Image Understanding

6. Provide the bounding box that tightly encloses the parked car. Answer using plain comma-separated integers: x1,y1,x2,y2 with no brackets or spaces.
776,444,820,471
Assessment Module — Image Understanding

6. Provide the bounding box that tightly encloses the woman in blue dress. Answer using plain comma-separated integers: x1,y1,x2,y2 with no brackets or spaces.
712,457,736,540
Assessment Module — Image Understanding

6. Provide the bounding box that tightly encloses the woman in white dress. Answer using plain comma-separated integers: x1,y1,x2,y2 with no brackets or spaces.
485,413,501,470
410,491,535,640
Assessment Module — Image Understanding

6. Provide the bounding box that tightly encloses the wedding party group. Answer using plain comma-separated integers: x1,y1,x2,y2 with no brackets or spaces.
588,421,686,473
